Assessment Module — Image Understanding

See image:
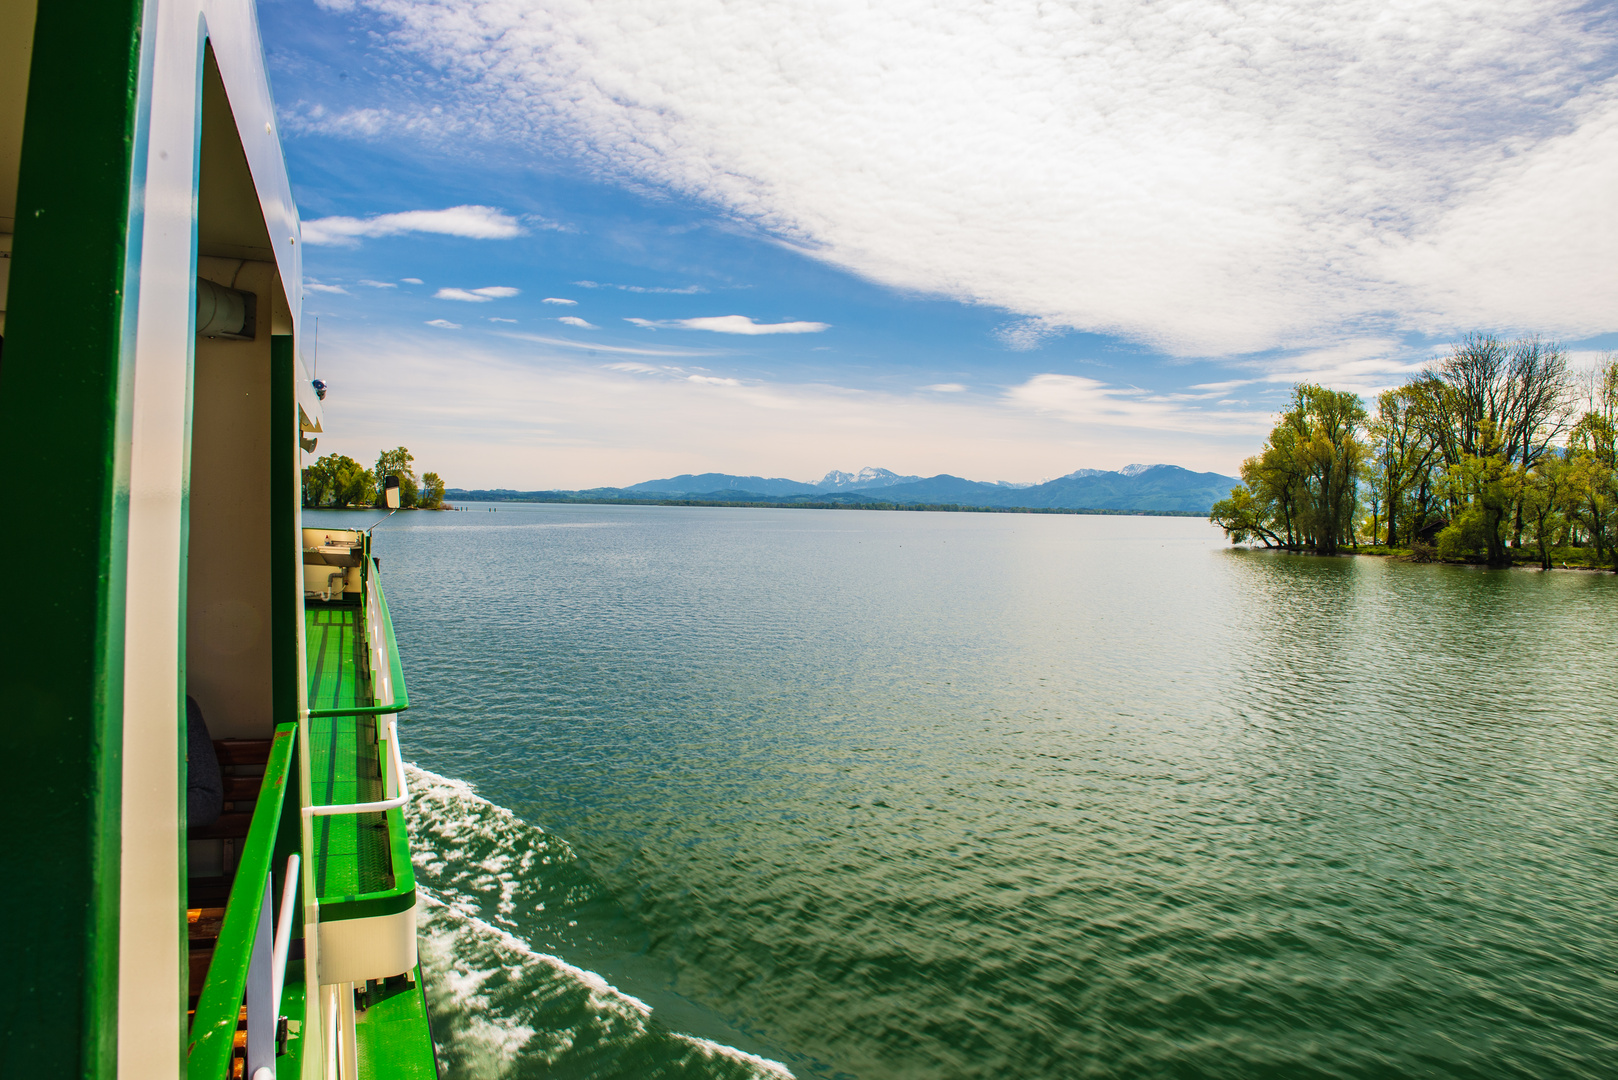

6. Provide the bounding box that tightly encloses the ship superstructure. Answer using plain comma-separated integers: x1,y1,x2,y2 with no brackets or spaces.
0,1,437,1076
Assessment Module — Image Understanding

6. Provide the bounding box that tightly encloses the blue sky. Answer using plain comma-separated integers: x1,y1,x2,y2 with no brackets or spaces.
260,0,1618,490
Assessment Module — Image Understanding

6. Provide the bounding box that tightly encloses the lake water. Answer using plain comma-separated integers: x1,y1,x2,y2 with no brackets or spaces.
311,503,1618,1079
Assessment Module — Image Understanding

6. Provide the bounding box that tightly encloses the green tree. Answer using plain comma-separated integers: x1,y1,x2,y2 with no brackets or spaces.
1409,335,1573,565
374,447,418,508
1564,451,1617,569
338,459,376,508
1366,386,1438,546
1210,486,1283,547
303,456,337,507
1570,353,1618,470
419,472,447,509
1211,383,1366,554
1289,384,1368,553
303,454,373,508
1513,455,1575,570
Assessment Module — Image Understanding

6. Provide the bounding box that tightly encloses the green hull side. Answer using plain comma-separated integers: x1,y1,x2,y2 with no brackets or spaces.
0,0,150,1075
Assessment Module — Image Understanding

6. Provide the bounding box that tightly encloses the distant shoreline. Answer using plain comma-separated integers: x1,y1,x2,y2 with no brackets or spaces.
434,494,1207,517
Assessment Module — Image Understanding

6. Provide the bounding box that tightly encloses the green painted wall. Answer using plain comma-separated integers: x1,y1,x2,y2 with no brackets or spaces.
271,334,304,939
0,0,148,1075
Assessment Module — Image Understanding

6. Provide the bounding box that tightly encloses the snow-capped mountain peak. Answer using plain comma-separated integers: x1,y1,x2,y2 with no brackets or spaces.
816,467,921,489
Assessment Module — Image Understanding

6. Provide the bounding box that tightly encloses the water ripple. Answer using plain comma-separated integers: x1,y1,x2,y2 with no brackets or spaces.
308,505,1618,1080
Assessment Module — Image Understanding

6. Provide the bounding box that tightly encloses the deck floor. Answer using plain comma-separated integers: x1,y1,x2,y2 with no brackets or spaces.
356,969,440,1079
306,605,393,900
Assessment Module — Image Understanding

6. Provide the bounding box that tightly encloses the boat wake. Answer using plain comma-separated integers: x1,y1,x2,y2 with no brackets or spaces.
405,765,793,1080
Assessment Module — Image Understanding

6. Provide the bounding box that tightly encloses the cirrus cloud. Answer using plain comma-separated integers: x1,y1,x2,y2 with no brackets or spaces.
301,204,522,246
625,315,830,335
436,286,521,302
306,0,1618,355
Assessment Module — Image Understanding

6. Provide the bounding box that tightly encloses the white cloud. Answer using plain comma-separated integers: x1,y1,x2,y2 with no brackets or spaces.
319,0,1618,354
358,279,398,288
304,281,350,295
279,103,428,139
425,318,462,329
496,331,717,357
301,205,522,246
558,316,599,329
542,297,578,305
1005,374,1273,436
925,383,966,393
1187,380,1256,394
489,317,518,323
995,318,1065,352
402,278,425,284
1380,91,1618,339
1248,338,1431,397
576,280,706,294
436,286,521,302
626,315,829,335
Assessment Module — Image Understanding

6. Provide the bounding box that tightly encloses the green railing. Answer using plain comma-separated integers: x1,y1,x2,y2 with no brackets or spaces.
305,555,417,922
307,552,409,719
373,564,409,714
187,722,297,1080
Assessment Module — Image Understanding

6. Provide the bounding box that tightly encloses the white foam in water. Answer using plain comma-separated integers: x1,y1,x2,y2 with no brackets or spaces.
675,1035,797,1080
406,764,794,1079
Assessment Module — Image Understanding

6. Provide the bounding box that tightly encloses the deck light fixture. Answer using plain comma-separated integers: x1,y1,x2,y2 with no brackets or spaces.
196,277,256,340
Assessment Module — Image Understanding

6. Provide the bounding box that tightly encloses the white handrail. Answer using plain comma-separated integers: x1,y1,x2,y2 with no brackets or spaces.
270,853,300,1008
304,715,409,817
326,985,340,1080
366,568,393,709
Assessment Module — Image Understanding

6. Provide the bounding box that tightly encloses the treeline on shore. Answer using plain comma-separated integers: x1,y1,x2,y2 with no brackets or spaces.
1212,335,1618,569
303,446,448,509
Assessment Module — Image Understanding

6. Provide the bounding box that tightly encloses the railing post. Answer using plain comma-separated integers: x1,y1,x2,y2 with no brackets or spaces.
339,982,359,1080
246,874,276,1077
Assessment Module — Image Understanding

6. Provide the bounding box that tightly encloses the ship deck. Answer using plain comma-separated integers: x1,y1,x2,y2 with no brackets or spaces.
305,604,393,901
303,599,436,1075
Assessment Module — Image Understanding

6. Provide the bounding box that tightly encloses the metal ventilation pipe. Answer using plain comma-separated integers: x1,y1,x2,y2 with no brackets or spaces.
196,277,257,340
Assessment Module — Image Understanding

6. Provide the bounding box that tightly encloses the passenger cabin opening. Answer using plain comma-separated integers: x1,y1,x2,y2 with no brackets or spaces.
183,44,299,1029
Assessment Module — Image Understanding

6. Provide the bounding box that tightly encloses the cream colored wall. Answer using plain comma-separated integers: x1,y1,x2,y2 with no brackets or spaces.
304,564,363,595
303,527,365,594
0,0,37,333
0,0,36,234
186,258,283,741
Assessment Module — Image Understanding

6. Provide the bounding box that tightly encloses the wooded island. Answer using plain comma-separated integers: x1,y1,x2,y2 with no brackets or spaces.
303,446,449,509
1212,337,1618,570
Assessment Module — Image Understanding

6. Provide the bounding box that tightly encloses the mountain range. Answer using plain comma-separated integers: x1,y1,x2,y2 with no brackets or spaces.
450,463,1240,513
